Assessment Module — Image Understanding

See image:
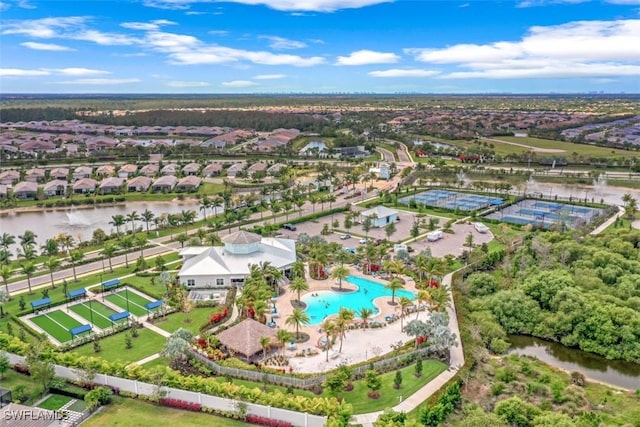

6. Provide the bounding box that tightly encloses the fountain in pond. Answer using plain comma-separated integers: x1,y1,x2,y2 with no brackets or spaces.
593,175,608,196
66,211,92,227
525,177,540,196
456,172,469,188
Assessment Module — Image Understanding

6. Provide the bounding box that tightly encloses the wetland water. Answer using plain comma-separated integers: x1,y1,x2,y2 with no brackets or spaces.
508,335,640,390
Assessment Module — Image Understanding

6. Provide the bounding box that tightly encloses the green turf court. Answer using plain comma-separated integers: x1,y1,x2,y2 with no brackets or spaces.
69,300,118,330
104,289,155,317
30,310,85,343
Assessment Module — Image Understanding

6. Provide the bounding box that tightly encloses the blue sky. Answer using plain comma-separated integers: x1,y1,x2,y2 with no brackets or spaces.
1,0,639,94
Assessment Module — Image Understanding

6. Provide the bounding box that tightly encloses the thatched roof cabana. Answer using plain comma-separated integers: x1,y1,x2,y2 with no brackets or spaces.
217,318,277,360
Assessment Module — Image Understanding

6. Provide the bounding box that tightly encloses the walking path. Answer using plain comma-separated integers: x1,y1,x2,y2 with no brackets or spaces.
352,271,464,426
129,352,161,367
590,205,625,235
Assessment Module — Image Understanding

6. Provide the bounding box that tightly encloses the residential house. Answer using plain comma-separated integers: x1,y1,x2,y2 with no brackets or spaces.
140,164,159,177
0,184,7,199
49,167,69,181
176,176,201,192
43,180,68,197
12,181,38,200
118,164,138,178
152,175,178,192
96,165,115,177
127,176,152,192
72,166,93,181
202,163,222,177
247,162,268,178
25,168,46,183
99,177,125,195
73,178,98,194
0,170,20,186
267,163,287,176
160,164,178,176
182,162,201,176
226,163,245,178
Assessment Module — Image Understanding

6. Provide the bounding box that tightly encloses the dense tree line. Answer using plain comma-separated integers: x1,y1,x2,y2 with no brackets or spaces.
1,107,78,122
465,230,640,363
88,110,327,132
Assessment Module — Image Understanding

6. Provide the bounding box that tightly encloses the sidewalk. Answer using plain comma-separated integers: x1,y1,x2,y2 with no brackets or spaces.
589,205,624,235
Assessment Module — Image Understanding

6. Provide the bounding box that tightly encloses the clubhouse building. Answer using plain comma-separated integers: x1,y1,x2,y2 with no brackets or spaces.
177,230,296,288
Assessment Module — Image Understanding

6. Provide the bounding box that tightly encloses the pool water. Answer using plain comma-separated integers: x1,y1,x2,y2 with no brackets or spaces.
301,275,415,325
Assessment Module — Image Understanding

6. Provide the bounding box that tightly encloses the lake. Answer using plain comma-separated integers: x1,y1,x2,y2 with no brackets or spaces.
508,335,640,390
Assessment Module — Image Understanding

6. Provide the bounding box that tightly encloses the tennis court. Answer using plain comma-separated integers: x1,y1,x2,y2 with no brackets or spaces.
104,289,154,317
485,199,605,229
30,310,84,343
69,300,118,330
400,190,504,211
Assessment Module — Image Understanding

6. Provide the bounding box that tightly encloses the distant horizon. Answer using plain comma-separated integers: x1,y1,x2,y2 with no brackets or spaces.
1,0,639,94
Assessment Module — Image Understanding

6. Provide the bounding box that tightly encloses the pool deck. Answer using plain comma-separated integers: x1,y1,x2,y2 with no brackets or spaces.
272,265,431,373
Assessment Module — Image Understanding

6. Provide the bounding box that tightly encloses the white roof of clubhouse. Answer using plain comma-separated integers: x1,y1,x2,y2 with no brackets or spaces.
178,231,296,277
361,205,398,218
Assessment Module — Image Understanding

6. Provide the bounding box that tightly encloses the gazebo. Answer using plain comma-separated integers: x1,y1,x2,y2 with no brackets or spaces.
217,318,278,361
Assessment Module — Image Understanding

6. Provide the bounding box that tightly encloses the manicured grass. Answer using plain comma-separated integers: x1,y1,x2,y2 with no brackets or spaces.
31,310,84,343
154,307,223,334
68,399,88,412
496,135,638,159
82,397,250,427
38,394,73,410
72,328,166,364
141,355,170,369
104,290,153,317
69,301,117,329
0,370,44,404
332,360,447,414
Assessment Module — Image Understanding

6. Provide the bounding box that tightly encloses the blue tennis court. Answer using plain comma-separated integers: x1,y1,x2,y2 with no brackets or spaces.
401,190,504,211
486,199,606,229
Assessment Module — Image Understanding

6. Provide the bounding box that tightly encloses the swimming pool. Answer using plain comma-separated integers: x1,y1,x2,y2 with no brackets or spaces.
301,275,415,326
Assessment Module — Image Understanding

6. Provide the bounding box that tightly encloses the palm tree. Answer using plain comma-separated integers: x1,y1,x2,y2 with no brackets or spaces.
46,257,61,288
119,236,134,268
40,239,59,257
110,214,126,238
199,196,211,221
385,278,405,305
0,233,15,252
260,336,271,359
285,308,310,340
359,307,373,329
127,211,141,234
336,308,355,352
69,250,84,282
0,265,12,296
102,243,116,273
18,230,37,252
212,196,224,218
135,234,148,258
322,319,338,362
331,265,350,290
180,209,197,233
427,285,452,313
399,296,413,329
166,214,179,239
416,289,432,319
276,329,292,356
55,232,75,255
20,261,36,294
289,277,309,305
141,209,155,234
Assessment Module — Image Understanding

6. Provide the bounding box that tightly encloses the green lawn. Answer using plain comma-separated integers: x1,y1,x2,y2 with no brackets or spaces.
72,328,166,364
82,397,250,427
154,307,223,334
0,370,45,404
495,136,638,159
331,360,447,414
38,394,73,410
69,301,117,329
31,310,84,343
104,290,153,317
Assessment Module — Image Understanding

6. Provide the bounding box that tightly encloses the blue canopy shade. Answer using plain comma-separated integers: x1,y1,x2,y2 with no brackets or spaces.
67,288,86,299
70,324,92,336
145,300,163,310
109,311,130,322
102,279,120,289
30,297,51,309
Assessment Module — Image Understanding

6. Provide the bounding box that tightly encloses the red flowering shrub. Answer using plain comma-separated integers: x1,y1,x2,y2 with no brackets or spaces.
209,307,229,325
245,415,293,427
159,398,202,412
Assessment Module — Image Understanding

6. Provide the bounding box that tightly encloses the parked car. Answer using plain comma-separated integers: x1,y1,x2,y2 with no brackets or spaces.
340,233,351,240
281,223,297,231
359,237,371,244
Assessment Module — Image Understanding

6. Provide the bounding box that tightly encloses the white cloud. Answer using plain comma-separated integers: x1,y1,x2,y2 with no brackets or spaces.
165,43,325,66
335,49,400,66
74,30,138,45
254,74,286,79
20,41,75,51
208,30,229,36
57,78,140,85
408,19,640,79
18,0,36,9
1,16,87,38
167,80,210,87
0,68,50,76
55,68,111,76
221,80,258,87
517,0,640,6
259,35,306,49
369,69,440,78
217,0,391,12
121,20,176,31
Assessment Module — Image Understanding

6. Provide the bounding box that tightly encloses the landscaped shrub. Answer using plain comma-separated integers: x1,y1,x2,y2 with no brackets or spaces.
246,414,293,427
159,398,202,412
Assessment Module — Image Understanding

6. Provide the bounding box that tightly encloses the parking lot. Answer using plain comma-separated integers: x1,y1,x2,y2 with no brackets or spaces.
410,222,494,258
